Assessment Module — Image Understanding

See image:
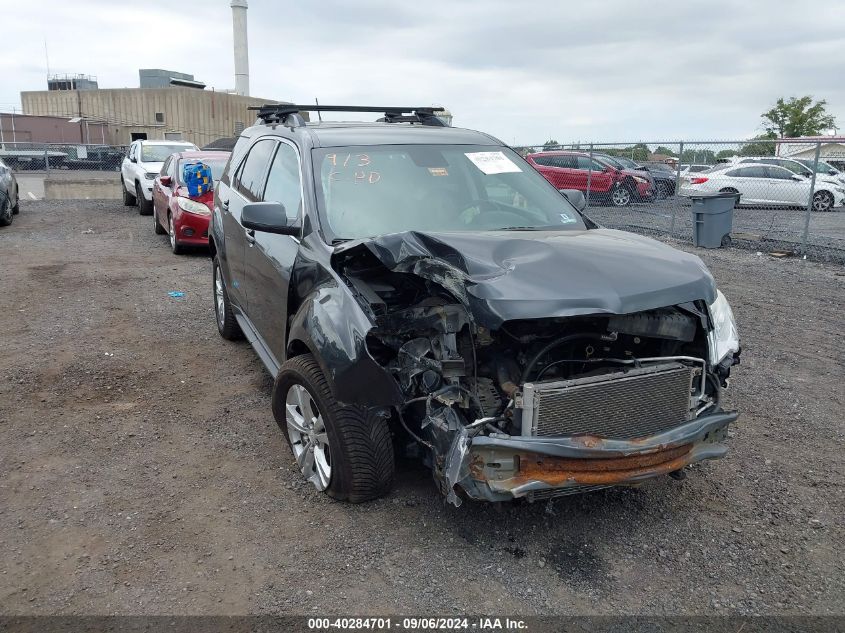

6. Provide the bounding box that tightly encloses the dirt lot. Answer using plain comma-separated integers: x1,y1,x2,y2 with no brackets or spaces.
1,200,843,616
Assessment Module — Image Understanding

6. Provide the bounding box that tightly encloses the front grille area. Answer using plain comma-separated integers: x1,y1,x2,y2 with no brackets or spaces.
527,362,694,440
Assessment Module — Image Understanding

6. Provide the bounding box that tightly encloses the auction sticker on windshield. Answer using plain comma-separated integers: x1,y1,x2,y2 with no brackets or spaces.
465,151,522,175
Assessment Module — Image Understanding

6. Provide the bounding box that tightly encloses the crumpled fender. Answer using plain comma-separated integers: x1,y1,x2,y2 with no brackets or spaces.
286,285,404,407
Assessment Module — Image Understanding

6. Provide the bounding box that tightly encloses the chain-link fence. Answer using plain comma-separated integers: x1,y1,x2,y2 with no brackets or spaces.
513,139,845,262
0,142,127,172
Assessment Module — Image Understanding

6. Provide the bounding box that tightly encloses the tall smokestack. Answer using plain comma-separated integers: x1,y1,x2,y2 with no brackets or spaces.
231,0,250,96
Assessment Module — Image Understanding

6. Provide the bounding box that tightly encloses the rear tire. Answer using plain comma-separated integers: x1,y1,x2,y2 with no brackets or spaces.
213,255,243,340
123,183,136,206
12,195,20,215
719,187,739,194
273,354,395,502
136,182,153,215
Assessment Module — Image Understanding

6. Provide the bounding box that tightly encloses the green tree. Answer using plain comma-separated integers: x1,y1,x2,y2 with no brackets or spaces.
739,133,777,157
761,96,836,138
680,149,717,165
542,139,560,151
653,146,678,157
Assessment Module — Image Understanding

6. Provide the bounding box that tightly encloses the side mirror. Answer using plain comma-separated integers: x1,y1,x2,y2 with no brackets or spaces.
130,156,137,163
559,189,587,212
829,170,838,176
160,176,172,186
802,172,813,178
242,202,300,236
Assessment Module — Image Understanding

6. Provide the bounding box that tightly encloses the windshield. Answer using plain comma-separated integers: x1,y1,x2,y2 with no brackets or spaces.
613,156,640,169
312,144,585,241
179,157,228,182
596,155,625,169
796,158,840,174
141,144,196,163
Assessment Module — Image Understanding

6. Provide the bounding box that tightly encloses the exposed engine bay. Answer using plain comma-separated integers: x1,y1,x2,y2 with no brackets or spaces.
334,234,738,505
333,238,738,506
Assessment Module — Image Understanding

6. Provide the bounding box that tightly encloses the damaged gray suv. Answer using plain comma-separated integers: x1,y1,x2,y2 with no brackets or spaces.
210,105,741,506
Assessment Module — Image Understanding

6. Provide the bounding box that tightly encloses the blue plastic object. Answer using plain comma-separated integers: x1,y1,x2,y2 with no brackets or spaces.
182,161,213,197
168,291,185,298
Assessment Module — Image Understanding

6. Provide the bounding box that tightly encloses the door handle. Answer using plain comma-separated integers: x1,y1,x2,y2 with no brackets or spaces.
221,198,229,210
245,228,256,245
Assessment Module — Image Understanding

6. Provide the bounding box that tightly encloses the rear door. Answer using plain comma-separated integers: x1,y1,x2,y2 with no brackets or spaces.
219,137,277,315
732,166,768,204
242,140,304,368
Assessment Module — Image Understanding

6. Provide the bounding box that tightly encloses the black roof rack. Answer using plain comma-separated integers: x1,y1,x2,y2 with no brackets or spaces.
247,104,448,128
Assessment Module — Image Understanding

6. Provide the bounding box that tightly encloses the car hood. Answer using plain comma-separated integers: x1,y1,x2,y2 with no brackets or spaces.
139,161,164,173
332,229,716,328
620,168,653,182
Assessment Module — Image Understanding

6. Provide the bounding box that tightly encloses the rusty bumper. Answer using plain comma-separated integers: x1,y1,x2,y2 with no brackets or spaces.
456,411,736,502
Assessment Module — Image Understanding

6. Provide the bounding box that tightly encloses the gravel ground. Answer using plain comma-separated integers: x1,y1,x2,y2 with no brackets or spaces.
1,200,843,616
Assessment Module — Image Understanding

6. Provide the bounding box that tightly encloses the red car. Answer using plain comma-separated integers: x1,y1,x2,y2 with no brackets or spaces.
526,150,653,207
152,151,231,254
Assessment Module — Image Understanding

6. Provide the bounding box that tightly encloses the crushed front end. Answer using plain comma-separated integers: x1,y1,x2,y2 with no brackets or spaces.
332,233,741,506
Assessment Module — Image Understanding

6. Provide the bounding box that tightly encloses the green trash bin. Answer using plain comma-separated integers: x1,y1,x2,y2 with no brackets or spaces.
689,191,740,248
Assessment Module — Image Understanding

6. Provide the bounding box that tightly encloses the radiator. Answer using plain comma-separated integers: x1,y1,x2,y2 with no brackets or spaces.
520,362,695,440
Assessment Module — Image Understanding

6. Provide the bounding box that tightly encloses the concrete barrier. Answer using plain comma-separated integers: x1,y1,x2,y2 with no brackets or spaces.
44,176,122,200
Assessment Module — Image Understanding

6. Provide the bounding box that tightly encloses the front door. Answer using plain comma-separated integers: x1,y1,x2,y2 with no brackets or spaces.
242,141,303,367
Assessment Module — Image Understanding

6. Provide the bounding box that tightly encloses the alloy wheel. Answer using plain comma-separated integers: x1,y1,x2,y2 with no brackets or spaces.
813,192,833,212
284,383,332,491
611,186,631,206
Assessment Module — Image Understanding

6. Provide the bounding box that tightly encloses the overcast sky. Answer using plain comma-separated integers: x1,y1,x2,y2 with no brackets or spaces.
1,0,844,145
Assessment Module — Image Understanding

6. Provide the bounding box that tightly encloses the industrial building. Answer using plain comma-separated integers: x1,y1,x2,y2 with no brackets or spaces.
21,86,275,147
16,0,277,148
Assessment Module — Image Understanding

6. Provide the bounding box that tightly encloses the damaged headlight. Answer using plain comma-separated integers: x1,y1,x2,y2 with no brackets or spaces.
707,290,739,366
176,197,211,215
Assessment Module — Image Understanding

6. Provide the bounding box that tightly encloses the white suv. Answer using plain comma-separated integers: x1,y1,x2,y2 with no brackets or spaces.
121,139,198,214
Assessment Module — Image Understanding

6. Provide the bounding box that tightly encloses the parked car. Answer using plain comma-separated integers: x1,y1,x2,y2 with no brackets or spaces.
210,104,740,506
726,156,844,189
121,140,198,215
62,145,126,171
790,158,845,186
594,153,676,199
526,150,653,206
680,164,712,176
680,163,844,211
0,157,20,226
151,151,231,254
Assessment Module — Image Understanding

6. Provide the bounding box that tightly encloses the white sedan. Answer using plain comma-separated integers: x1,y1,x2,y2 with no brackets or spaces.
679,163,845,212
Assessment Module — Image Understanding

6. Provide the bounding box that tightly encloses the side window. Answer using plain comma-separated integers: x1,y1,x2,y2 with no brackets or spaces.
552,155,576,169
766,167,792,180
262,143,302,222
168,158,178,179
160,156,171,176
742,166,766,178
531,156,551,167
575,156,604,171
235,139,276,201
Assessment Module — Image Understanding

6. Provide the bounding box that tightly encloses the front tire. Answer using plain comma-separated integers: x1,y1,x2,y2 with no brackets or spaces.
656,181,673,199
136,182,153,216
153,208,166,235
273,354,395,502
813,191,834,212
610,183,632,207
168,214,185,254
0,199,12,226
123,183,136,206
213,255,242,340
